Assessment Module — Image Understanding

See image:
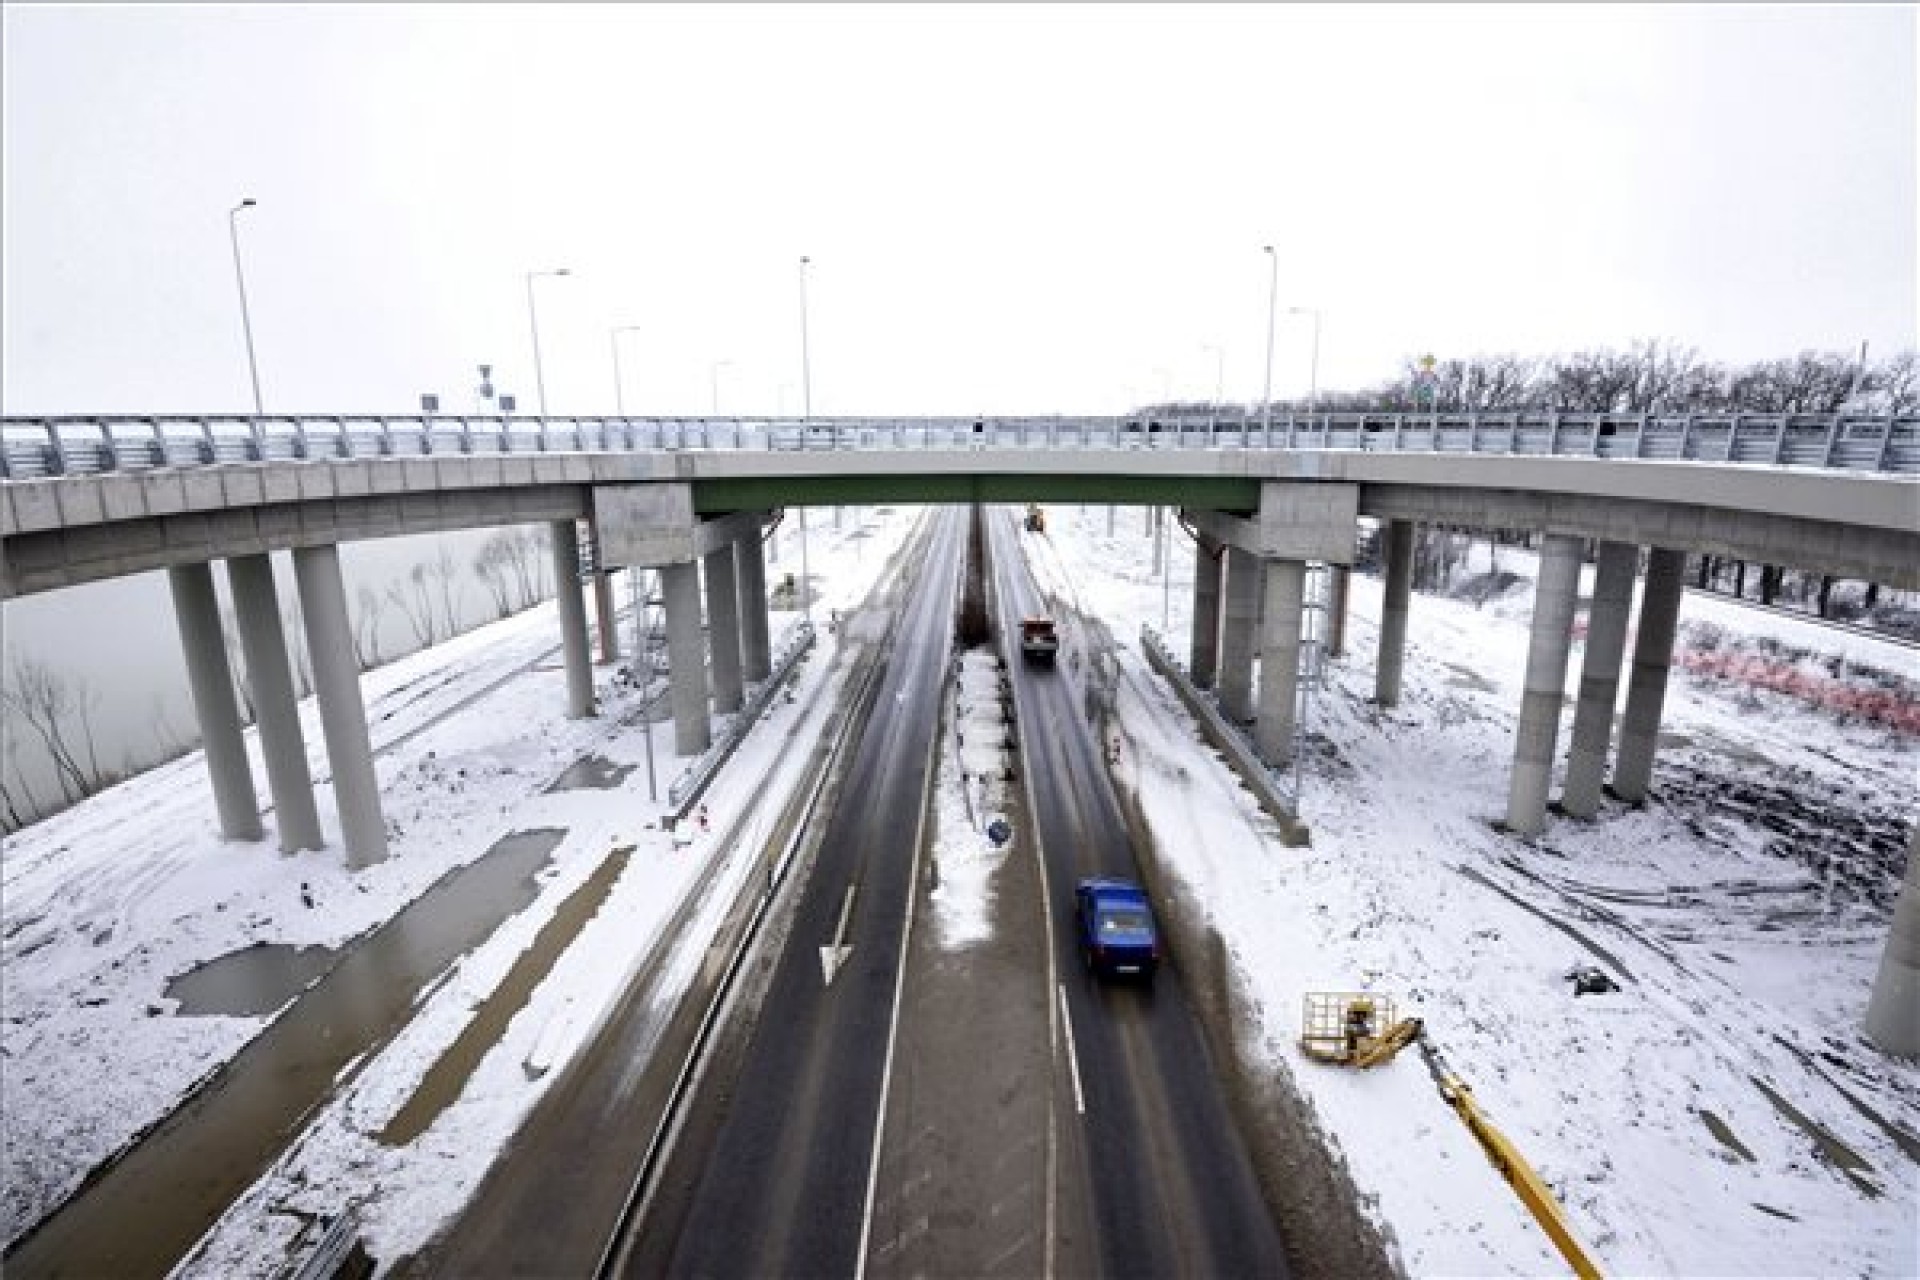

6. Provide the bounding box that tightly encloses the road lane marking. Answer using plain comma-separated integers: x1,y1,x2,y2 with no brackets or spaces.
1057,982,1087,1116
854,545,949,1280
1006,506,1062,1280
819,881,858,986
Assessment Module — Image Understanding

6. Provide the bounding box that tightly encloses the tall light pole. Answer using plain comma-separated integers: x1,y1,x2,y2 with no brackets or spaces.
525,267,570,417
1289,306,1322,417
710,359,732,415
1261,245,1278,440
228,198,264,415
610,324,642,416
797,255,813,623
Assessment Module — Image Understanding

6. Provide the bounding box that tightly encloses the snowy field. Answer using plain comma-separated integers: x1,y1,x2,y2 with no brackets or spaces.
1031,504,1919,1278
3,499,1917,1278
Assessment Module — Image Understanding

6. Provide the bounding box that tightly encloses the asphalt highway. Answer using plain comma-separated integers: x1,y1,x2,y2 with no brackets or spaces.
988,509,1290,1279
626,506,969,1278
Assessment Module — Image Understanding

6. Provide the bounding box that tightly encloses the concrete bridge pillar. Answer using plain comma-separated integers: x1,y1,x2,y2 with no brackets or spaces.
739,530,772,684
1561,541,1638,819
705,542,744,714
226,553,323,852
593,572,620,664
1327,564,1351,659
1504,533,1584,836
1612,546,1687,804
166,562,263,842
1375,519,1415,707
1189,536,1223,689
292,544,387,867
1254,559,1306,767
1865,824,1920,1058
549,520,596,720
661,560,712,756
1217,546,1260,724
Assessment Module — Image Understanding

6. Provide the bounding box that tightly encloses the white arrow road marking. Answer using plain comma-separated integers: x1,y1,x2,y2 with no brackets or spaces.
820,882,859,986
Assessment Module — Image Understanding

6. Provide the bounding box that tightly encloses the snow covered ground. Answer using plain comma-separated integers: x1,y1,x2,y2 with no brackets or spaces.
3,497,1916,1278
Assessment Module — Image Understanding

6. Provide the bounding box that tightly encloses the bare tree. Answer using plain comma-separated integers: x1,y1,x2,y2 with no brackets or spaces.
1,657,108,803
473,533,516,618
386,565,438,648
1864,349,1919,412
496,527,547,610
1728,350,1858,412
353,585,386,670
428,543,466,638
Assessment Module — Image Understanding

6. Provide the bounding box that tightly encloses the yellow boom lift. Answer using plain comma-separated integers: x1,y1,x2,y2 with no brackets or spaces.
1300,993,1603,1280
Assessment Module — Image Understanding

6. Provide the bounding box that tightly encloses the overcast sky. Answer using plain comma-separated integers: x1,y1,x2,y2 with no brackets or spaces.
3,3,1914,418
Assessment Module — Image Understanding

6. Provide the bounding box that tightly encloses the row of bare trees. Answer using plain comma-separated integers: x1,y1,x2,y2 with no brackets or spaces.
1352,342,1917,415
1151,342,1918,417
3,526,559,834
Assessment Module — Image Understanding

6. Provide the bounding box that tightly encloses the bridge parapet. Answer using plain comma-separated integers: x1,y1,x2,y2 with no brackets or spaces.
4,411,1916,479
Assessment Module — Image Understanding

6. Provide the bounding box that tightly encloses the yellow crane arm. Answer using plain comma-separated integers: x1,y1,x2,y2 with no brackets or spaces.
1420,1041,1604,1280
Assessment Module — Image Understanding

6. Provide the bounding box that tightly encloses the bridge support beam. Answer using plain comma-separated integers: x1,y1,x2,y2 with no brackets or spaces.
1375,519,1415,707
662,560,712,756
1561,541,1638,819
1327,565,1350,660
1217,546,1260,724
549,521,596,720
1612,546,1686,804
1255,559,1306,767
1505,533,1584,836
292,543,387,867
1865,824,1920,1058
705,542,744,715
167,562,263,842
739,528,772,684
227,553,323,852
1190,535,1222,689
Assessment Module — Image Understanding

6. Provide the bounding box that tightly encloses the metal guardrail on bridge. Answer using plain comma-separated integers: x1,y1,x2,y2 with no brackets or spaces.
2,411,1916,479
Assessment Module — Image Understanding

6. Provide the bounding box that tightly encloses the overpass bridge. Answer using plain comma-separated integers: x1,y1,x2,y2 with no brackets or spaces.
4,410,1917,1053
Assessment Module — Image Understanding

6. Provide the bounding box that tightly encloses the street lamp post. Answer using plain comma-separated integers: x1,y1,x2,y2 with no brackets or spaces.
228,198,264,415
610,325,642,416
797,255,813,624
710,359,732,415
1260,245,1278,444
1289,306,1322,417
525,267,571,417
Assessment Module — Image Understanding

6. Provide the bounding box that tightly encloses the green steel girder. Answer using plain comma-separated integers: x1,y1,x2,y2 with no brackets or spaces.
693,472,1261,514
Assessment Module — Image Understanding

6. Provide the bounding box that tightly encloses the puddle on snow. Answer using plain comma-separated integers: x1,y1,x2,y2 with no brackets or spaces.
1750,1075,1881,1199
378,842,633,1146
4,827,567,1280
544,754,637,792
165,943,339,1017
1699,1109,1756,1162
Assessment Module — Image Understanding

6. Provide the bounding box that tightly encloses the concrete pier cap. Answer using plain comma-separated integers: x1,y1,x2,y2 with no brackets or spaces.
1255,481,1360,564
593,482,697,566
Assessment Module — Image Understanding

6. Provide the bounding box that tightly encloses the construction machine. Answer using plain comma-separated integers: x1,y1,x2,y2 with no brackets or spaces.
1300,993,1603,1280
